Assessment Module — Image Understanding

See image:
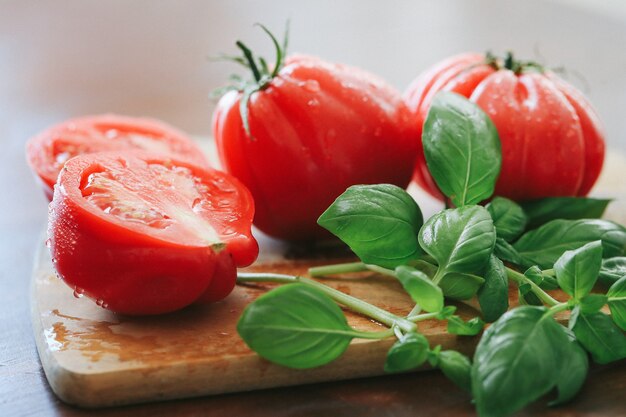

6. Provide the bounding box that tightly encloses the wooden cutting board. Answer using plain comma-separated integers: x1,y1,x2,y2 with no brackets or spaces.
31,151,626,408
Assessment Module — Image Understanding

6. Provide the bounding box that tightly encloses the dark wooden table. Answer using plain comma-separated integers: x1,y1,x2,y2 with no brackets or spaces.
1,125,625,417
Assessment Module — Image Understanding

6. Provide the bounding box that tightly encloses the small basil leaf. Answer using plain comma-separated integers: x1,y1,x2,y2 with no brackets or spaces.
447,316,485,336
578,294,608,314
437,350,472,392
518,288,543,306
486,197,527,242
570,307,626,364
384,332,429,373
419,206,496,279
540,275,560,291
554,241,603,300
607,275,626,331
237,284,354,369
439,272,485,300
522,197,611,229
524,266,543,285
422,91,501,206
436,305,457,320
472,306,570,417
478,255,509,322
599,257,626,286
494,237,524,266
318,184,423,268
513,219,626,269
395,266,444,313
549,327,589,406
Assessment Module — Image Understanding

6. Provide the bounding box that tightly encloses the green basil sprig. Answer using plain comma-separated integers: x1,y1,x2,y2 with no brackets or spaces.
422,91,501,207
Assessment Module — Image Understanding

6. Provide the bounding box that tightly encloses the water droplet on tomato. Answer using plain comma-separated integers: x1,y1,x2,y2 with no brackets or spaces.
303,80,320,93
307,99,319,107
45,239,51,248
105,129,119,139
73,288,84,298
96,299,105,307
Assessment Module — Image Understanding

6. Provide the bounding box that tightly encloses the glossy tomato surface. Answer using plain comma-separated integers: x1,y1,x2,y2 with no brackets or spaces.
405,53,605,201
213,55,419,241
48,152,257,315
27,114,209,200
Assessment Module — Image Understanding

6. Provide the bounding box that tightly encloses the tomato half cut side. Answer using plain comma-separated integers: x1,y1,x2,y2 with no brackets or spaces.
27,114,209,200
48,152,257,315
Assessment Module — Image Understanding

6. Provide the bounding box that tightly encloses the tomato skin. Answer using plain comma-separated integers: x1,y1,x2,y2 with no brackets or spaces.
213,55,419,240
405,53,605,201
48,152,257,315
27,114,209,200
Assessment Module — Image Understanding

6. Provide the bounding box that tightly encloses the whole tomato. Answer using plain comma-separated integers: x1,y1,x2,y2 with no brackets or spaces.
405,52,605,201
212,26,418,241
48,151,257,315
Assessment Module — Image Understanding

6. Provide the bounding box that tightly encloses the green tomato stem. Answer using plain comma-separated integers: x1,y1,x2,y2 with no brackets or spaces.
505,267,560,307
308,262,367,277
237,273,417,333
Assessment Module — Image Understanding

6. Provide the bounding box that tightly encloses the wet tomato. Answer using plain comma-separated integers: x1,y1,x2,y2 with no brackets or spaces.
48,152,257,315
405,52,605,201
213,27,418,241
27,114,209,200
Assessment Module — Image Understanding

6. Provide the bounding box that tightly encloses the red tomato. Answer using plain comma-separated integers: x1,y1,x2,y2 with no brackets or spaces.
213,54,418,240
27,114,209,200
405,52,605,201
48,152,257,315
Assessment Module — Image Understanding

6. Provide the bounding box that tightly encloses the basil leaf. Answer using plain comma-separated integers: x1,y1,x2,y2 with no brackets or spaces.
549,327,589,406
419,206,496,280
494,237,524,266
436,305,457,320
422,91,501,207
439,272,485,300
384,332,429,373
395,266,444,313
524,265,558,290
578,294,608,314
607,276,626,331
599,257,626,286
513,219,626,269
522,197,611,229
447,316,485,336
472,306,570,417
518,287,543,306
478,255,509,322
486,197,527,242
554,241,603,300
237,284,355,369
318,184,423,268
437,350,472,392
570,307,626,364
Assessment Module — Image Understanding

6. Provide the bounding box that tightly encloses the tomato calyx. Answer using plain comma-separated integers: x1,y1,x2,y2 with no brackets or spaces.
211,22,290,137
485,51,545,75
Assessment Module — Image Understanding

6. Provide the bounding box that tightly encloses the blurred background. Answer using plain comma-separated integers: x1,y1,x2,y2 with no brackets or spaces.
0,0,625,221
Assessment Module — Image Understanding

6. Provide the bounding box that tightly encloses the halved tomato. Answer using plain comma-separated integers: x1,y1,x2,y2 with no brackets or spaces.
48,152,257,315
27,114,209,200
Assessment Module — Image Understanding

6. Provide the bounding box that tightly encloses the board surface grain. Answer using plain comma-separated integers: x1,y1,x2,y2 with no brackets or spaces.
31,152,626,409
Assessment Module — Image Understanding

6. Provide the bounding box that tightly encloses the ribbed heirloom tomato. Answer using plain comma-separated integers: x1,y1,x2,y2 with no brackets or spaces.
48,152,258,315
405,52,605,201
27,114,209,200
213,26,418,240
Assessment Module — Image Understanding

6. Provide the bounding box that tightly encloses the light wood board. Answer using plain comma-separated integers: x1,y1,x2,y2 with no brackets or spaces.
31,151,625,408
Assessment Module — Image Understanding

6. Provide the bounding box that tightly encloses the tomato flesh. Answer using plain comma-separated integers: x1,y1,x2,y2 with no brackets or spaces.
27,114,209,200
49,152,257,315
